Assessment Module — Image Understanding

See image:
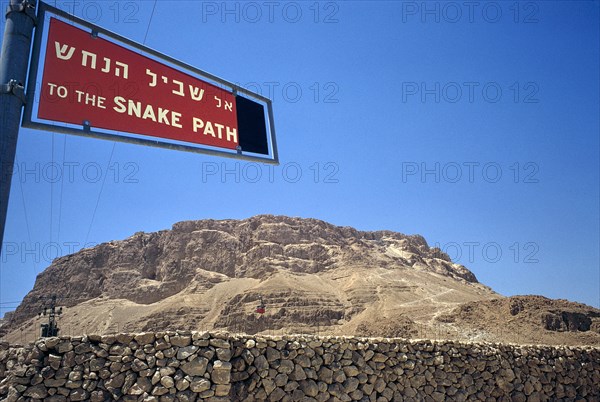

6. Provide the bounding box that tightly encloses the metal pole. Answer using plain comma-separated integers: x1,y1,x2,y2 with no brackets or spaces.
0,0,37,255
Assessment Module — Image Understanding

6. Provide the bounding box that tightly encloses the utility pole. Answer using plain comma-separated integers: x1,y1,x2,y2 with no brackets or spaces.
0,0,37,255
39,294,62,337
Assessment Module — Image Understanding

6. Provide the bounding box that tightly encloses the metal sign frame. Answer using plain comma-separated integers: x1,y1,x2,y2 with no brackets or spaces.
22,1,279,164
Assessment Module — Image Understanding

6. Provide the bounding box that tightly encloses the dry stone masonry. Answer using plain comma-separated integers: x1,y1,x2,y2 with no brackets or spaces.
0,332,598,401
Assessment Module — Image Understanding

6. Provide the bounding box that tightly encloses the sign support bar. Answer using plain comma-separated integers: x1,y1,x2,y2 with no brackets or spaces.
0,0,37,255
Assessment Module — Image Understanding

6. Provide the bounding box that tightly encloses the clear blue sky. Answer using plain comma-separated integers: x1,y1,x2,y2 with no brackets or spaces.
1,1,598,316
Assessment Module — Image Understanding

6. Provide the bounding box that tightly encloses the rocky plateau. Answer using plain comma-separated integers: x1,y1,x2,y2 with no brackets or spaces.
1,215,598,346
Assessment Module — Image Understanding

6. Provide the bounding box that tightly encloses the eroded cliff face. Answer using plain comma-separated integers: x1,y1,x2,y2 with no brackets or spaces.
2,215,599,346
6,216,478,324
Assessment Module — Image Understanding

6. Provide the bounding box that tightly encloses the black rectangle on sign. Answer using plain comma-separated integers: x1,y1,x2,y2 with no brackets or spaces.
236,95,269,155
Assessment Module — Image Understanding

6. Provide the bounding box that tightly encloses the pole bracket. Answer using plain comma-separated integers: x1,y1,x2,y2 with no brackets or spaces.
6,0,37,26
0,79,26,105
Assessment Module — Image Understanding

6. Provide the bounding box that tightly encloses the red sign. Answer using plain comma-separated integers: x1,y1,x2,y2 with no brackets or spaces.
38,18,239,150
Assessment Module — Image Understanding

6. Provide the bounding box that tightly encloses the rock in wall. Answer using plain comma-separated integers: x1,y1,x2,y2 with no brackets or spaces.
0,332,598,401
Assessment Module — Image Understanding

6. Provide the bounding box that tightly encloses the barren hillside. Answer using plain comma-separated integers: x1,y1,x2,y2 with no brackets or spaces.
2,215,598,346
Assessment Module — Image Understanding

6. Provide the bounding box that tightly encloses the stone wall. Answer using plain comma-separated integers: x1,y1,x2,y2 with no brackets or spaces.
0,332,598,401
